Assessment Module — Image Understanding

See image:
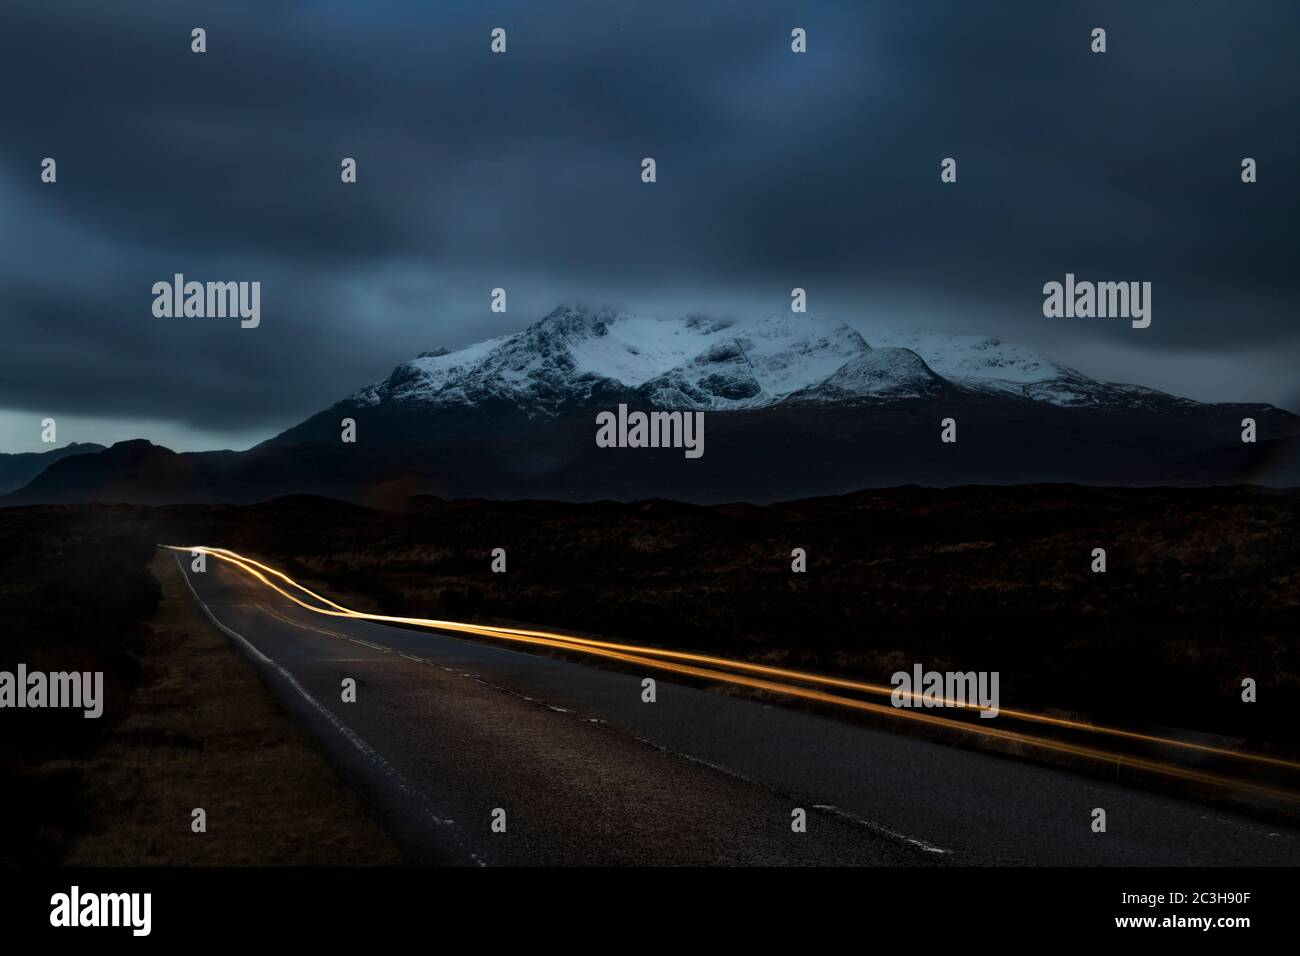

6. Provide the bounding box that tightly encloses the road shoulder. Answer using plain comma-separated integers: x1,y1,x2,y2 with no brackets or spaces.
64,551,405,865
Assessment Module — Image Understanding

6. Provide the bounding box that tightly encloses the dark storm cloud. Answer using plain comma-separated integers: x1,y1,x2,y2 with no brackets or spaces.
0,0,1296,449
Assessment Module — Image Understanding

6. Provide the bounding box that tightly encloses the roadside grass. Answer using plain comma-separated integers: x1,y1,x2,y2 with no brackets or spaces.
63,552,405,865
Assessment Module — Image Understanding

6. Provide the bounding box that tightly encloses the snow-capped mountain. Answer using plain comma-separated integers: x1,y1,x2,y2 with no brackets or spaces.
342,304,1186,418
12,303,1297,506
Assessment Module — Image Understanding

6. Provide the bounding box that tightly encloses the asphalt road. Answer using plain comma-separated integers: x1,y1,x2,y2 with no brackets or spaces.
175,553,1300,866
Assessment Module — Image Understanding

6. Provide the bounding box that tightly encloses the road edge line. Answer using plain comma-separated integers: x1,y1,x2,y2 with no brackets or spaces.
169,551,484,866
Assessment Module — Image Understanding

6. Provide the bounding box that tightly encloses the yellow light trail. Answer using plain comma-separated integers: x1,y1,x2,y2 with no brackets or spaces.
166,544,1300,800
187,546,1300,774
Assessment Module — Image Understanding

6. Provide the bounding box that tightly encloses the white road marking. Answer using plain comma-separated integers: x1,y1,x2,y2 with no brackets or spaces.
812,804,949,855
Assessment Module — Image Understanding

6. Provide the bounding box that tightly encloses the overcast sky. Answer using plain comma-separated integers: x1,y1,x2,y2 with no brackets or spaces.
1,0,1296,453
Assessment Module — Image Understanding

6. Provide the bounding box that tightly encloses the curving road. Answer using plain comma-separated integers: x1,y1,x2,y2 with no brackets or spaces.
172,552,1300,866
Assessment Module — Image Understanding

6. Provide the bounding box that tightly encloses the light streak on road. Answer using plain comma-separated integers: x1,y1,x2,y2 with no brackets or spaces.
166,545,1300,800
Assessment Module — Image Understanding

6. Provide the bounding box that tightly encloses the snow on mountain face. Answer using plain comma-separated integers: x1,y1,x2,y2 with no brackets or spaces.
871,330,1195,409
355,306,634,417
640,338,764,409
640,316,873,409
870,332,1077,387
349,305,1178,418
353,306,888,416
787,347,951,402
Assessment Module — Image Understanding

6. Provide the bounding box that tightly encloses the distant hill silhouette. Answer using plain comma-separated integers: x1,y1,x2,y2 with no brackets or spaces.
0,442,104,494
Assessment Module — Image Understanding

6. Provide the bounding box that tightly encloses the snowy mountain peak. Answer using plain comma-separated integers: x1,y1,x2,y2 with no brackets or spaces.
788,347,952,403
347,306,1186,418
528,303,620,338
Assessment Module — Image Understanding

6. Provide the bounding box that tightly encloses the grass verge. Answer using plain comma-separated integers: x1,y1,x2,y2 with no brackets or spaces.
63,552,404,865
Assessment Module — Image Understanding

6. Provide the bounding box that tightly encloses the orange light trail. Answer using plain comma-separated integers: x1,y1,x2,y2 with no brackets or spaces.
166,545,1300,800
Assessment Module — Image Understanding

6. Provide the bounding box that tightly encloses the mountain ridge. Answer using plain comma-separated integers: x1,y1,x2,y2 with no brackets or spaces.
264,304,1225,448
0,442,106,494
5,305,1299,506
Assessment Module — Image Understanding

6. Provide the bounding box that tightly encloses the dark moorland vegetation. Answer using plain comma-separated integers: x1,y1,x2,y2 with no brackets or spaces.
3,485,1297,860
0,508,159,863
145,485,1300,745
